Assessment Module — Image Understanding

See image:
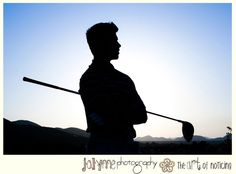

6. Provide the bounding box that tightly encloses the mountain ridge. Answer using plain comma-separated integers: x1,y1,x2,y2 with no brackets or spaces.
10,118,226,142
3,118,231,154
13,120,41,127
4,118,89,154
135,134,227,142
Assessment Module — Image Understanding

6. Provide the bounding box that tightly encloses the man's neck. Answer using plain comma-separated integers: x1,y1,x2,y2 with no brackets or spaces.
93,57,111,64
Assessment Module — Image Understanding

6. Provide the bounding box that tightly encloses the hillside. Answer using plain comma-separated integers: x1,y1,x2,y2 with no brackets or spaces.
135,135,226,143
3,118,231,154
3,118,89,154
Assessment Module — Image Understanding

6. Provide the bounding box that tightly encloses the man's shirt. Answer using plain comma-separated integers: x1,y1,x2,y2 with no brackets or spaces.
79,60,147,138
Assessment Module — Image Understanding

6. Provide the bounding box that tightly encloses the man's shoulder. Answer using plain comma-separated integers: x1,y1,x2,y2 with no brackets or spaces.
114,69,133,81
80,62,133,83
80,67,98,82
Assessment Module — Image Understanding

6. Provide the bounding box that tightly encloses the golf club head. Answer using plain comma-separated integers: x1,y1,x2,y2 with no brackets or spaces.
182,121,194,142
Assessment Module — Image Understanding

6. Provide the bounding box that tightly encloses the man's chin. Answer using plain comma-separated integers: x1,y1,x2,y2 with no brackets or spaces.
110,55,119,60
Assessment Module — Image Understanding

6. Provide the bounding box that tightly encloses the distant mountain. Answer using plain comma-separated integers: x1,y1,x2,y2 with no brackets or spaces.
135,135,225,142
13,120,41,127
3,118,89,154
175,135,210,142
56,127,90,138
4,118,231,154
11,119,90,138
212,137,226,142
135,136,174,142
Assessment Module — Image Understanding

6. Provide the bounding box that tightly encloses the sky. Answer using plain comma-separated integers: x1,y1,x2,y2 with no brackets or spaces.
3,3,232,138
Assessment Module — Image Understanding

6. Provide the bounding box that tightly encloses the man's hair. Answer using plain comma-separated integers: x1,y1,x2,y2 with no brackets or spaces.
86,22,118,55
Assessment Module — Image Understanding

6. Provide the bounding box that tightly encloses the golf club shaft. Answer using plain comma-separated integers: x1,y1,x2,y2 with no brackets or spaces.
23,77,184,123
23,77,79,95
146,111,183,123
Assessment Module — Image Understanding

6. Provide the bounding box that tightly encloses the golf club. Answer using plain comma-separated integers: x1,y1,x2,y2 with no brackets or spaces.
23,76,194,142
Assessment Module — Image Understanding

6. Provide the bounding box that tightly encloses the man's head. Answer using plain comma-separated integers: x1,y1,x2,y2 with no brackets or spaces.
86,22,121,61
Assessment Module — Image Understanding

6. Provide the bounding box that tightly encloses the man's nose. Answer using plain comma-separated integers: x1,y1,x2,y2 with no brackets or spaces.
117,42,121,48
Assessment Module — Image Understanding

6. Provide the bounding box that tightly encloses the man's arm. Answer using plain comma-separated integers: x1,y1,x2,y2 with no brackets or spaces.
79,72,147,125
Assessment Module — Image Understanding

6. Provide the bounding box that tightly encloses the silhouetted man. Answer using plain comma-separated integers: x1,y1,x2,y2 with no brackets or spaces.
79,22,147,154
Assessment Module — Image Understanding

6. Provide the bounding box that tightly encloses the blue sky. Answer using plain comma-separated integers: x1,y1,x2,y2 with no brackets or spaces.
3,3,231,138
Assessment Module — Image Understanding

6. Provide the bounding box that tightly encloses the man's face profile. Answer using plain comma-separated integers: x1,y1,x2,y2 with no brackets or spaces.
106,34,121,60
98,33,121,61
